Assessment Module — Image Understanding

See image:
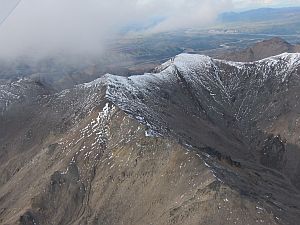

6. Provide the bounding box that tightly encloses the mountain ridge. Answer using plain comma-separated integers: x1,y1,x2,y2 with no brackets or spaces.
215,37,300,62
219,7,300,23
1,53,300,224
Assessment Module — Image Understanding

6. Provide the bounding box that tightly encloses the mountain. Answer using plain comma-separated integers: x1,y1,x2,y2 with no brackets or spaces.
219,7,300,23
215,37,300,62
216,7,300,35
0,55,133,91
1,53,300,225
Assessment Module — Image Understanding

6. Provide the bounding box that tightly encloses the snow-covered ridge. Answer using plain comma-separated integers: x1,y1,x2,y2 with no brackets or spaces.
80,77,105,88
216,52,300,66
79,53,300,91
3,52,299,127
257,52,300,65
173,52,300,69
100,52,300,99
96,53,300,133
0,78,47,114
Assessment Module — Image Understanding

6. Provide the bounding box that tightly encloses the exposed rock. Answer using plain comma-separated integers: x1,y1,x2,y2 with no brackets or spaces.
1,53,300,225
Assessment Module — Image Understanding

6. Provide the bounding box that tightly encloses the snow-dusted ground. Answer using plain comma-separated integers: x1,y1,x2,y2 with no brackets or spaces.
2,53,300,225
100,53,300,135
3,52,300,129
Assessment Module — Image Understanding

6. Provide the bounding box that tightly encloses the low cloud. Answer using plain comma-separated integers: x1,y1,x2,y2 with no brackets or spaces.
0,0,233,59
144,0,233,33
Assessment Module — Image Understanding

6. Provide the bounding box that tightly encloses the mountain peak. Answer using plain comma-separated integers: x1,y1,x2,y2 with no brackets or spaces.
2,53,300,225
217,37,300,62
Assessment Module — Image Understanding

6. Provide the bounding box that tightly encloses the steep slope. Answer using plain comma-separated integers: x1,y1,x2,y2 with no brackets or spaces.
0,78,51,115
106,53,300,224
1,53,300,225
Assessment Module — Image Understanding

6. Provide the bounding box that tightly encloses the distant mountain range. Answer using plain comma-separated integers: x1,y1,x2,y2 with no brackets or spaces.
217,7,300,35
219,7,300,23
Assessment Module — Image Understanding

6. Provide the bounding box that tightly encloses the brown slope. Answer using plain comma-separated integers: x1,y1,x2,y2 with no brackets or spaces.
217,37,300,62
3,51,300,225
0,79,282,225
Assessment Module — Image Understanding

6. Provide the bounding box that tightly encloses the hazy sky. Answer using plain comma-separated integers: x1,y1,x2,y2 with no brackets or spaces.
0,0,299,59
234,0,300,9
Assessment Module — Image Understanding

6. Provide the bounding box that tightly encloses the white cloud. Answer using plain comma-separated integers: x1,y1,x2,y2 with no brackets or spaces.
0,0,233,59
145,0,233,32
0,0,299,58
233,0,300,9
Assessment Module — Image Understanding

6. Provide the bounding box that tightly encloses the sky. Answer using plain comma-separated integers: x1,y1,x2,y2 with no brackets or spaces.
234,0,300,9
0,0,299,59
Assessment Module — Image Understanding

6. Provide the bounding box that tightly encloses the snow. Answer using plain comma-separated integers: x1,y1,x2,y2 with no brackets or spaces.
101,52,300,137
173,53,212,71
145,128,161,137
0,78,38,114
81,77,105,88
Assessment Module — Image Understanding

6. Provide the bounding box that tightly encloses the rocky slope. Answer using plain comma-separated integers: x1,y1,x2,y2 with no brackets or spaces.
1,53,300,225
